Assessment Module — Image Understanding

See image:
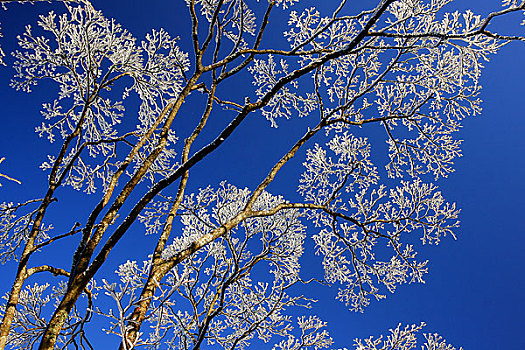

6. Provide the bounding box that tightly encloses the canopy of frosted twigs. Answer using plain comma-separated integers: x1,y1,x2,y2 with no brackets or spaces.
0,0,523,349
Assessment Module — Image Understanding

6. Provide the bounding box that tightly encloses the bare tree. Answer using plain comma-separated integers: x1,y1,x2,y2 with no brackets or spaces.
0,0,523,349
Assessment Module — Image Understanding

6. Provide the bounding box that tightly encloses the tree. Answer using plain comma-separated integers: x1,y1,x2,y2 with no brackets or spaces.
0,0,523,349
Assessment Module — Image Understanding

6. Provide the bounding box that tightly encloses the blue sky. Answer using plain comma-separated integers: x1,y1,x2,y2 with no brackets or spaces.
0,0,524,349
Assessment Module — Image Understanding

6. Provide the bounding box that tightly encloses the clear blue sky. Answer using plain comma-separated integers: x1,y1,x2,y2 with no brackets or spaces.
0,0,524,349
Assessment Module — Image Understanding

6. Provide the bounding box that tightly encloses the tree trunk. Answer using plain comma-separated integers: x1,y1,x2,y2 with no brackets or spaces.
37,277,85,350
0,268,26,349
